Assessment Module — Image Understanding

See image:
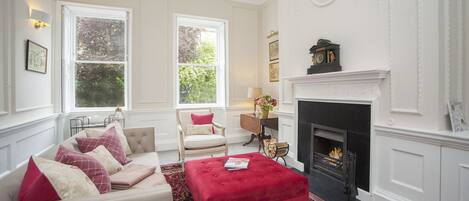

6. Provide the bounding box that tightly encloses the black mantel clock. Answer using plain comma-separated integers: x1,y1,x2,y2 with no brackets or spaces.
307,39,342,74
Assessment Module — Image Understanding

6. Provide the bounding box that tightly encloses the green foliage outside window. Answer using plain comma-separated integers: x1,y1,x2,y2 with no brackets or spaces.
178,25,219,104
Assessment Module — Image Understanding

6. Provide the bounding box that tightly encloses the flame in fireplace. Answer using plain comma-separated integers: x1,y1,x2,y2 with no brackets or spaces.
329,147,343,160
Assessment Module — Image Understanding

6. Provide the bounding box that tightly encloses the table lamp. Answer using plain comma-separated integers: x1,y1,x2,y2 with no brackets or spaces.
247,87,262,114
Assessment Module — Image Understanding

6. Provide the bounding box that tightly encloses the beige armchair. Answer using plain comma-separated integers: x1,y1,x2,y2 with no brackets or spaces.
176,108,228,163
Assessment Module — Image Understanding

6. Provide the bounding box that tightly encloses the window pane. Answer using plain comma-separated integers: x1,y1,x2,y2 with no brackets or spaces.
178,26,217,65
75,63,125,107
179,65,216,104
76,17,125,61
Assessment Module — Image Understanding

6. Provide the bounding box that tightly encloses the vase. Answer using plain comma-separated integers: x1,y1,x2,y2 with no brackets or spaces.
261,109,270,118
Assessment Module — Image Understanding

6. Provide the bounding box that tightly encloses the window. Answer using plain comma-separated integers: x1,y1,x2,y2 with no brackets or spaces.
62,4,129,111
176,16,226,107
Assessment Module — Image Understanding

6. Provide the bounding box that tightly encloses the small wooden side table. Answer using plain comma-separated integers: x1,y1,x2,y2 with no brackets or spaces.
240,113,278,152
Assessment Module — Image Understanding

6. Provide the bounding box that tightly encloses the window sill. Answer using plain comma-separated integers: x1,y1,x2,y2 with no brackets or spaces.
68,107,127,113
176,104,226,110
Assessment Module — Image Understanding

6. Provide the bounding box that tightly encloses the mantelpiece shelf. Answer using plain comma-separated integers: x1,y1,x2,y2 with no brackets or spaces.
283,69,389,84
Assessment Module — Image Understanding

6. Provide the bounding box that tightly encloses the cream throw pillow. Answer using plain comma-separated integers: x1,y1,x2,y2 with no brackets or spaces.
86,145,123,175
186,124,213,135
33,156,100,199
86,121,132,155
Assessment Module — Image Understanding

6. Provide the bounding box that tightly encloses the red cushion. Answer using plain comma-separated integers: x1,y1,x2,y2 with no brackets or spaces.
185,153,309,201
55,145,111,193
18,157,60,201
76,127,129,165
191,113,214,125
191,113,215,133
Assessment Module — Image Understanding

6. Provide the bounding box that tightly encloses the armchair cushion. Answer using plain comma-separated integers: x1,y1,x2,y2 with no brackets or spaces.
186,124,213,135
184,135,226,149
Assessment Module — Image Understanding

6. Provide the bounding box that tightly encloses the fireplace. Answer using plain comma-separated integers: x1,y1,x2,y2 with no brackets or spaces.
310,124,347,179
298,101,370,201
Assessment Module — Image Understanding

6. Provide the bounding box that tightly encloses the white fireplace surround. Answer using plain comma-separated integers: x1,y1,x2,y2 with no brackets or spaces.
279,68,389,201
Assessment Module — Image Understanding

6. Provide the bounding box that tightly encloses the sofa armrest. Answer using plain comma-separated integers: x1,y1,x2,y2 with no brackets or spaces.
212,122,225,136
66,184,173,201
123,127,156,153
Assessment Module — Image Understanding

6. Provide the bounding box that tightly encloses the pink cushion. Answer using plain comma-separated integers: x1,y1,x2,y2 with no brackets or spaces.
18,157,60,201
76,127,129,165
55,146,111,193
185,153,309,201
191,113,214,125
191,113,215,133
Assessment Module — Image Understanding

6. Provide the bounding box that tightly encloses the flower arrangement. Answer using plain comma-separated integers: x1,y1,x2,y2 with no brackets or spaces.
255,95,277,118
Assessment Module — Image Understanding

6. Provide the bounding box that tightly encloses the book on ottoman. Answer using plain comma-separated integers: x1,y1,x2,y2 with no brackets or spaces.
224,158,249,171
185,153,309,201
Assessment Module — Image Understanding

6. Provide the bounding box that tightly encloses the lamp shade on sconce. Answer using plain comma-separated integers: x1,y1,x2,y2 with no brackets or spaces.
30,8,50,28
247,87,262,99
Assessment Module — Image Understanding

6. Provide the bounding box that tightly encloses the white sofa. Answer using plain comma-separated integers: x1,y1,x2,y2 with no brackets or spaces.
0,127,173,201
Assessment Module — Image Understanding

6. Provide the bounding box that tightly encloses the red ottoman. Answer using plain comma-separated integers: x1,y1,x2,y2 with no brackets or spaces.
185,153,309,201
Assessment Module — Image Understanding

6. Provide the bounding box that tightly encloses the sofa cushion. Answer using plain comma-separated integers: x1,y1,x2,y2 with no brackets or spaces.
76,127,129,165
18,157,99,201
184,135,226,149
55,146,111,193
87,121,132,155
86,145,123,175
127,152,162,173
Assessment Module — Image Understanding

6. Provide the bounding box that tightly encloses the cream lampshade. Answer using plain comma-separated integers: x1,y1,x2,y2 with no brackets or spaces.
247,87,262,114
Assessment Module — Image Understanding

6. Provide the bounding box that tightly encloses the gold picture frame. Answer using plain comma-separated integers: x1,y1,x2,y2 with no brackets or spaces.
269,40,279,62
269,62,279,82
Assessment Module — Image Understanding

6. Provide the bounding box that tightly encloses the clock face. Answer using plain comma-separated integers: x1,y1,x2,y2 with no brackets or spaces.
315,53,325,64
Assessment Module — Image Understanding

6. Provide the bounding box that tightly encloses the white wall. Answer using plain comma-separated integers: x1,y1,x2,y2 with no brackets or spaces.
258,0,279,98
0,0,58,177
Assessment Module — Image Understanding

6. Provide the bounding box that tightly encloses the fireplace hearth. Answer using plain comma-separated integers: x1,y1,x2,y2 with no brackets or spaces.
298,101,370,201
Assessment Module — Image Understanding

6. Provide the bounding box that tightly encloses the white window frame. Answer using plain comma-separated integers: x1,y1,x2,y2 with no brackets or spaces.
62,3,131,112
175,14,228,108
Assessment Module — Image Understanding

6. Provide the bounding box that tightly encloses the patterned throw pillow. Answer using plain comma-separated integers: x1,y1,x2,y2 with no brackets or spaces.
55,145,111,193
86,145,123,175
18,156,99,201
76,127,129,165
186,124,213,135
86,121,132,155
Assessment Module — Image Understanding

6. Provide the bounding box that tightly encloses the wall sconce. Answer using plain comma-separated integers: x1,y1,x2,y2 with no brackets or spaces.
30,8,50,29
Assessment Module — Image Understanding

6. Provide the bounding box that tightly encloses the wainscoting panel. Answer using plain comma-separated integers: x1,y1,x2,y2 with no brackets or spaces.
0,115,58,177
389,0,422,114
0,145,10,176
441,147,469,201
278,117,295,158
125,108,251,151
374,134,440,201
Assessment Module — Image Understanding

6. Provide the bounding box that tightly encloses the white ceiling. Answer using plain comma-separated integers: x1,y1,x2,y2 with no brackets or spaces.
232,0,268,5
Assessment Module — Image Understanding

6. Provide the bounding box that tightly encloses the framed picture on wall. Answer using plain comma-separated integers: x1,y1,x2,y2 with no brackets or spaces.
26,40,48,74
269,40,279,62
448,102,468,132
269,62,279,82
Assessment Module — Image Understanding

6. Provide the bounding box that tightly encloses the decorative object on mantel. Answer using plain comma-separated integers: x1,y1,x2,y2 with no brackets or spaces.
105,107,126,127
26,40,47,74
310,0,336,7
255,95,277,118
448,102,467,132
308,39,341,74
247,87,263,114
